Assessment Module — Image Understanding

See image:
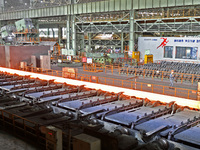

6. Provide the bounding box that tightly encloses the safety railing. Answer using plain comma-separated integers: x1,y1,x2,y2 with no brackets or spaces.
119,67,200,85
20,66,197,100
79,63,200,85
136,7,200,20
0,109,56,149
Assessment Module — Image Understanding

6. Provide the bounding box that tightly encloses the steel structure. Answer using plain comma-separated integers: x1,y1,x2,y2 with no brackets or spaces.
1,0,200,52
135,7,200,34
1,0,200,20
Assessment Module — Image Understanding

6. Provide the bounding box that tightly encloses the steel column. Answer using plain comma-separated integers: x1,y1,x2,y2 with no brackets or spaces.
66,16,70,49
121,32,124,53
72,15,76,51
58,26,62,44
0,0,4,13
47,28,50,38
51,28,55,39
36,20,39,42
129,10,135,52
88,33,91,52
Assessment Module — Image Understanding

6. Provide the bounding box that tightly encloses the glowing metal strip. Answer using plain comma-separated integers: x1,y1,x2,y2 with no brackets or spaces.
0,67,200,109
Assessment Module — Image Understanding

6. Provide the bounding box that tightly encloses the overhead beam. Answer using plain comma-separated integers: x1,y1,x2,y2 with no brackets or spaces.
1,0,200,21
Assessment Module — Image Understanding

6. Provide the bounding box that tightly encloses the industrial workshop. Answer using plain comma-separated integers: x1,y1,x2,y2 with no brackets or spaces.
1,0,200,150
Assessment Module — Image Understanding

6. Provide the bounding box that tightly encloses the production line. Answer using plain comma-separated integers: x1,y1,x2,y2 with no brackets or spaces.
0,68,200,150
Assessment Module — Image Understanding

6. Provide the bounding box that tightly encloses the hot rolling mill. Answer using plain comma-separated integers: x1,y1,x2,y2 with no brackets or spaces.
0,67,200,150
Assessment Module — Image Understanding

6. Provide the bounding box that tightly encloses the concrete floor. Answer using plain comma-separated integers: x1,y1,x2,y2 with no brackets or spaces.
0,130,37,150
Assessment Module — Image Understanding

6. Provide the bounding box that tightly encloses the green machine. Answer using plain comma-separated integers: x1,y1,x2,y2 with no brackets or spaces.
93,55,113,65
0,24,16,44
15,18,34,32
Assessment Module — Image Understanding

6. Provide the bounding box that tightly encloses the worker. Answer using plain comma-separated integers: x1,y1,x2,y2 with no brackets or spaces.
169,70,174,88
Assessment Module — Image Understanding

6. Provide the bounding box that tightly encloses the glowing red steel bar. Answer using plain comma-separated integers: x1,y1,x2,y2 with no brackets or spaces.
0,67,200,109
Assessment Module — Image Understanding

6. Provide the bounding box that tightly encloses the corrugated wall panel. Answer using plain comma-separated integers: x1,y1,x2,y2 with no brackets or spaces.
43,8,47,17
176,0,184,6
67,5,71,15
105,1,109,12
168,0,175,7
60,6,64,15
31,10,35,18
115,0,120,11
146,0,153,8
2,0,200,20
127,0,133,10
91,3,96,13
25,10,28,18
96,2,100,12
20,11,23,18
87,3,92,13
64,5,68,15
194,0,200,4
152,0,160,8
133,0,139,9
49,8,53,16
139,0,146,9
100,1,105,12
184,0,193,5
109,0,115,11
57,7,60,15
160,0,168,7
83,3,87,13
74,4,78,14
121,0,127,10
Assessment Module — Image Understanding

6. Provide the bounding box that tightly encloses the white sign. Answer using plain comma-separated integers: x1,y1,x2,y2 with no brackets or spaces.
67,56,71,61
128,51,132,56
87,58,93,64
138,37,200,62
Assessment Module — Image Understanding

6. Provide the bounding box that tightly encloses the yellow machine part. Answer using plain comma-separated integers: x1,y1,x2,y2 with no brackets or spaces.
144,54,153,64
132,51,140,62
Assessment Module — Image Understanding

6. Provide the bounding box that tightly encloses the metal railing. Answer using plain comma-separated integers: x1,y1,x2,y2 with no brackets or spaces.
20,66,197,100
119,67,200,85
80,63,200,85
136,7,200,20
0,109,56,149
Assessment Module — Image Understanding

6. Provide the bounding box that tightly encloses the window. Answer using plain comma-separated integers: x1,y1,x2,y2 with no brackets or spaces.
175,47,198,60
164,46,173,58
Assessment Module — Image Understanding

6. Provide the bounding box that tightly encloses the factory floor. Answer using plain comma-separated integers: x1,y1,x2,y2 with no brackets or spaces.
51,65,197,91
0,129,37,150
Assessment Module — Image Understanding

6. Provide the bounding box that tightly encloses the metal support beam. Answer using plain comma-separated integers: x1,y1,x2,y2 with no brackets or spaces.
66,15,70,49
121,32,124,53
129,10,135,52
58,26,62,44
0,21,2,44
80,34,85,52
72,15,76,51
88,33,91,52
36,20,39,42
135,17,200,33
52,28,55,39
1,0,200,21
47,28,50,38
0,0,4,13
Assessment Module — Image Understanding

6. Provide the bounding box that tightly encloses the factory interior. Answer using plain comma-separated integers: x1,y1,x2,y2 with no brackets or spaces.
1,0,200,150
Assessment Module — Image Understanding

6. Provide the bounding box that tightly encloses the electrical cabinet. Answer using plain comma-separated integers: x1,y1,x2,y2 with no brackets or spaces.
144,54,153,64
45,126,62,150
132,51,140,62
